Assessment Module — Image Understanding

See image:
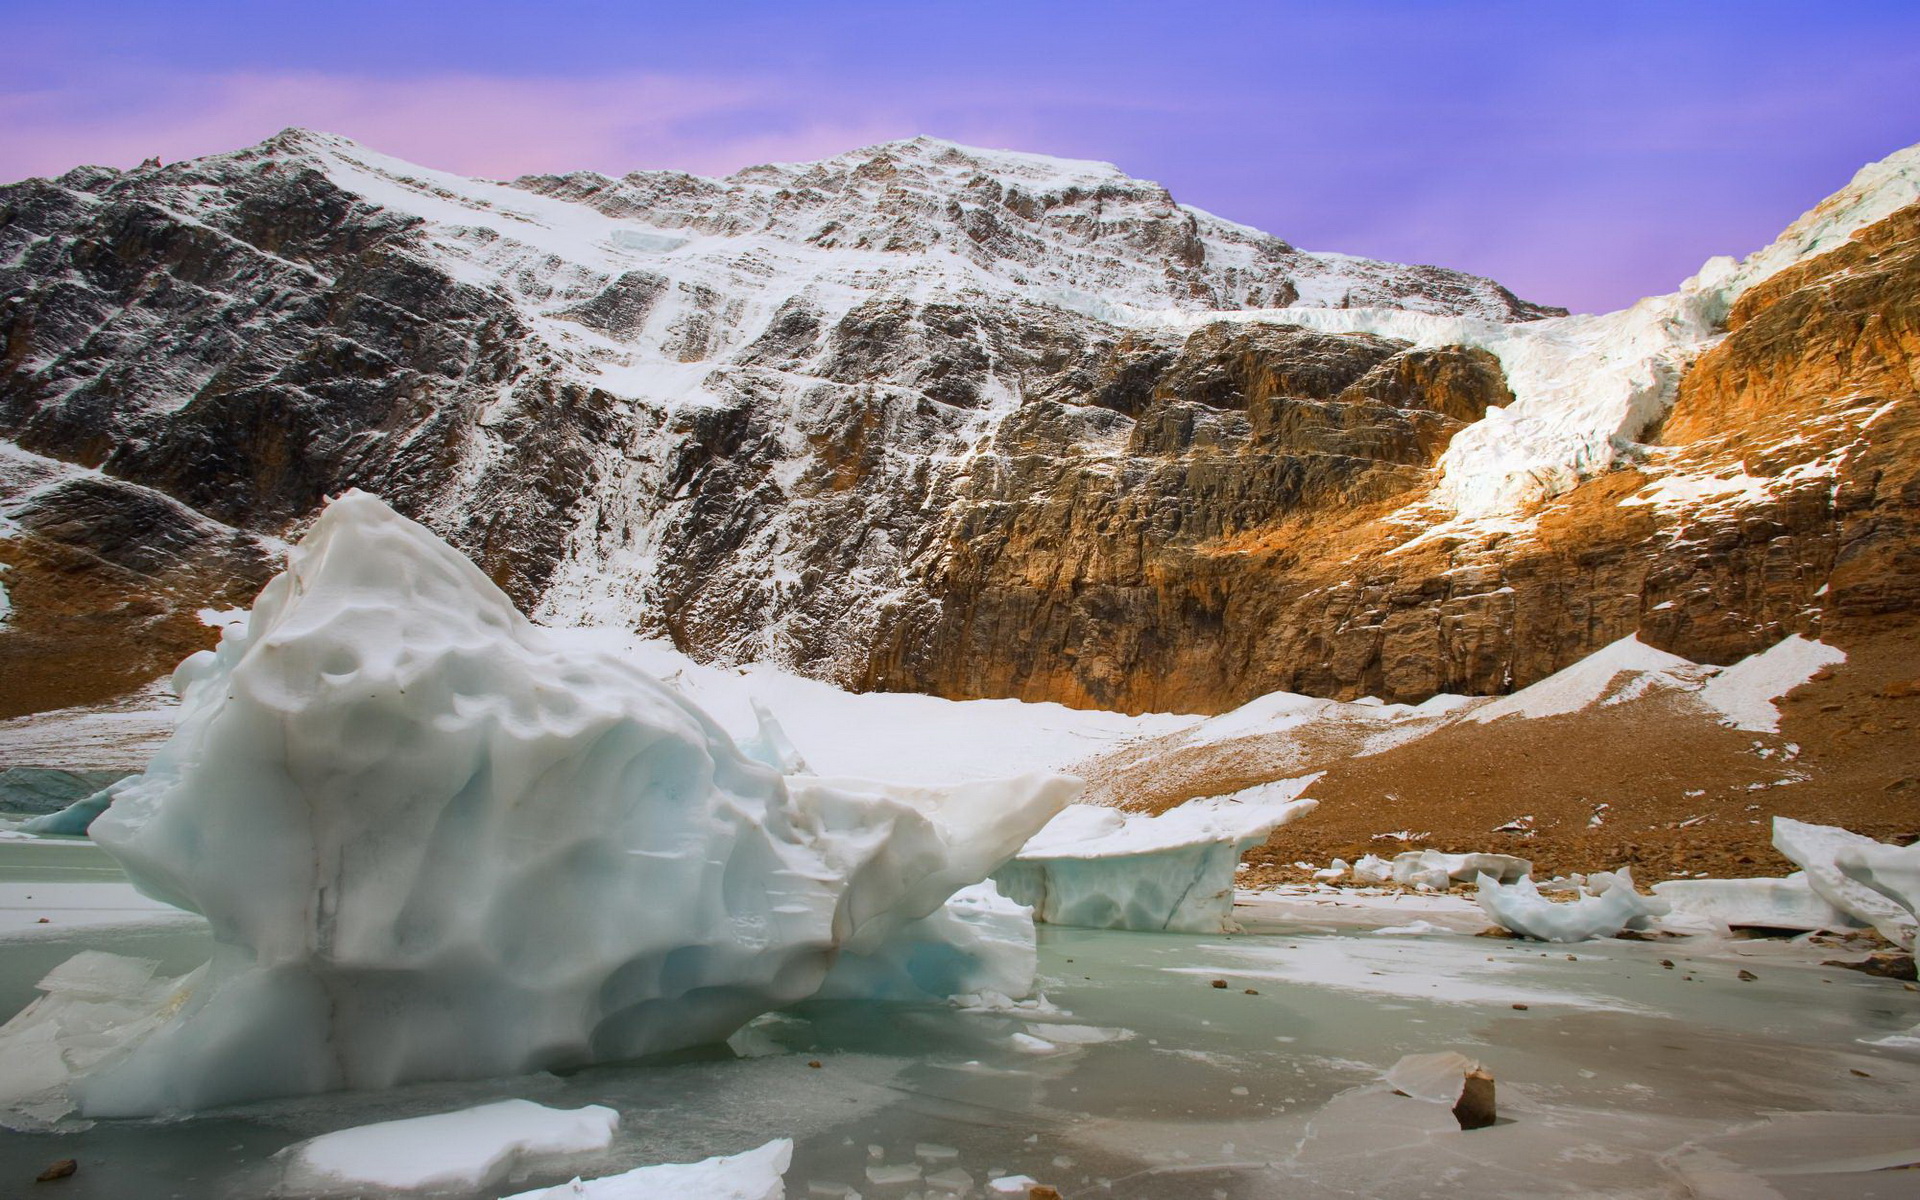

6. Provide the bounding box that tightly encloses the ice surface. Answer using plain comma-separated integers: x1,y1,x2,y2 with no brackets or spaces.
0,492,1076,1118
1475,869,1669,942
1772,818,1916,948
1697,635,1847,732
994,781,1319,932
277,1099,619,1192
500,1138,792,1200
816,880,1037,1003
1653,873,1862,932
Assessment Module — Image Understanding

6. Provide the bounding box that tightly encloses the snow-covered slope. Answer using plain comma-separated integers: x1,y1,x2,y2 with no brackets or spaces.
1133,143,1920,516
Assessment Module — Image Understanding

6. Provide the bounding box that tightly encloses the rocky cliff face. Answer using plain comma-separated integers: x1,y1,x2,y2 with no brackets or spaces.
1,130,1914,718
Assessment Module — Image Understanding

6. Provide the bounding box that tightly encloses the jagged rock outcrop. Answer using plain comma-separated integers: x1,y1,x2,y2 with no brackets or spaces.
1,130,1914,718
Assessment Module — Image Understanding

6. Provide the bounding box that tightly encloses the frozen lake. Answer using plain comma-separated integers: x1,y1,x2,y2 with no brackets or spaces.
1,843,1917,1198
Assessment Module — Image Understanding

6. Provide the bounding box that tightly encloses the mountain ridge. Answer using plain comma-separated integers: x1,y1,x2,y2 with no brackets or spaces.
1,131,1915,718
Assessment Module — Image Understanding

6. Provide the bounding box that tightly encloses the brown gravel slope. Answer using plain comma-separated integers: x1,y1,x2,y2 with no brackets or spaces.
1074,624,1919,883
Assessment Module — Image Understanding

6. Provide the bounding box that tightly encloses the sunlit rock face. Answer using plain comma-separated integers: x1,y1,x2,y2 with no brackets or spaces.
11,492,1073,1117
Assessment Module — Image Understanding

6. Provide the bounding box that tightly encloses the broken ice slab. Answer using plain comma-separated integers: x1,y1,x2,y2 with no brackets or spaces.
1476,869,1668,942
1653,873,1863,932
994,779,1319,932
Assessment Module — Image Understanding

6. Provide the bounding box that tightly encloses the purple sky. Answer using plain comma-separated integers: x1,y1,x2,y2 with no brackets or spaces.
4,1,1917,312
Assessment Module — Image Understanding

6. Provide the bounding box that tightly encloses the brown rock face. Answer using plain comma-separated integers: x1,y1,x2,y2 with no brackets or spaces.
858,202,1920,712
856,323,1515,710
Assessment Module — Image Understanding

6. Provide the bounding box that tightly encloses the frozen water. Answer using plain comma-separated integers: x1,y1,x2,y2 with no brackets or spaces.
1653,873,1863,932
277,1099,619,1192
1476,869,1670,942
1772,818,1917,948
500,1137,791,1200
2,861,1919,1198
994,781,1318,932
0,492,1076,1119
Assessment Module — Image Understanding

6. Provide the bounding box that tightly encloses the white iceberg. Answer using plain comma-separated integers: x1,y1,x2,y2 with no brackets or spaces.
1772,818,1916,948
993,778,1319,932
277,1099,619,1193
1476,869,1669,942
1653,874,1863,932
0,492,1076,1119
501,1137,792,1200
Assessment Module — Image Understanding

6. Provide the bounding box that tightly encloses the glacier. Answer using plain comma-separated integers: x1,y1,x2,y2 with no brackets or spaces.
0,491,1076,1119
992,780,1319,932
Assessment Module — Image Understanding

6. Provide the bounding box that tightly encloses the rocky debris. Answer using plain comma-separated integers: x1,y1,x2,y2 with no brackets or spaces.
1822,953,1918,981
35,1158,77,1182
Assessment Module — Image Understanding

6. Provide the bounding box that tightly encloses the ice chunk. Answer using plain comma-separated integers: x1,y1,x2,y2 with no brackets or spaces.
1383,1050,1480,1104
1772,818,1916,948
1476,869,1669,942
1390,850,1530,889
0,951,206,1129
993,778,1319,932
815,880,1037,1003
1350,853,1394,884
277,1100,619,1193
988,1175,1041,1194
1697,636,1845,732
1835,841,1920,936
21,775,133,836
736,697,811,774
1653,874,1863,932
0,492,1077,1119
501,1137,792,1200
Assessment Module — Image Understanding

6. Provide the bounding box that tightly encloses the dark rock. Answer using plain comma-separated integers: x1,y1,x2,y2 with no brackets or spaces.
1453,1068,1497,1131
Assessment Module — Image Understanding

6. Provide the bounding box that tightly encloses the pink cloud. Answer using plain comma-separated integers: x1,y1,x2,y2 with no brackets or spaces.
0,68,1096,186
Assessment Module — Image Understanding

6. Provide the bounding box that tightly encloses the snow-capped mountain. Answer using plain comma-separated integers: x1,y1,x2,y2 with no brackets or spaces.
2,131,1916,717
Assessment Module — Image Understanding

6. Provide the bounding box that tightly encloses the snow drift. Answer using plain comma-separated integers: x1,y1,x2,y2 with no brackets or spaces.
0,491,1077,1119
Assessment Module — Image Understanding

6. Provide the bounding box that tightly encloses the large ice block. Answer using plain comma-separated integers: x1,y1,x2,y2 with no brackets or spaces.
0,492,1076,1119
